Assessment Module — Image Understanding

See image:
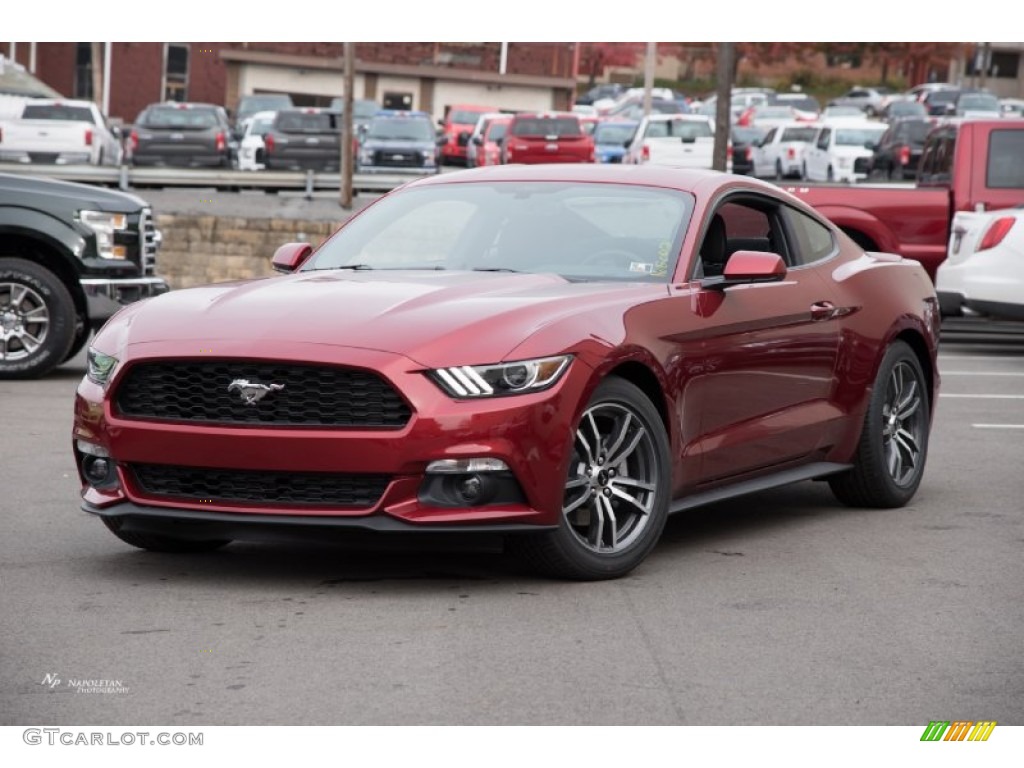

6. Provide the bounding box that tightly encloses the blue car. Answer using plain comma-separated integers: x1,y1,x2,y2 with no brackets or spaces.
593,120,639,164
356,110,441,174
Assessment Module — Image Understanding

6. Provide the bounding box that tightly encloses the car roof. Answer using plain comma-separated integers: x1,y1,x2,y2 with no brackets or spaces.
404,164,731,193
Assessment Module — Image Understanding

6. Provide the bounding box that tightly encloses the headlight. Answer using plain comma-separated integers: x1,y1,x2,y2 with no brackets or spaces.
429,355,572,398
77,210,127,259
87,347,118,385
360,150,374,163
422,150,435,161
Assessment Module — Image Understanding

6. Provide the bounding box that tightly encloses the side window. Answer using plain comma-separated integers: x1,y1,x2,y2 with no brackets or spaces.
934,136,954,182
784,208,836,266
817,129,831,150
696,198,780,278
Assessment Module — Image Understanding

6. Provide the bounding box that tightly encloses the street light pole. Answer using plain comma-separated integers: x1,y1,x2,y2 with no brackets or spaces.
340,42,355,210
642,42,656,119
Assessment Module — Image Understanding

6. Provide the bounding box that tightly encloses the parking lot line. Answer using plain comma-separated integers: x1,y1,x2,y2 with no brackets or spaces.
939,394,1024,399
972,424,1024,429
941,371,1024,376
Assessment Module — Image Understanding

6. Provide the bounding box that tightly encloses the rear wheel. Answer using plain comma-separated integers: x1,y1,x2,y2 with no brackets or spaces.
102,516,231,553
801,161,808,180
0,258,76,379
827,165,835,182
510,377,671,580
774,159,783,180
830,340,930,507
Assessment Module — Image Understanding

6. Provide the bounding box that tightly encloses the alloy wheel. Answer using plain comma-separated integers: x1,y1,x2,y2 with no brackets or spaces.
0,282,50,362
562,402,659,554
881,361,924,486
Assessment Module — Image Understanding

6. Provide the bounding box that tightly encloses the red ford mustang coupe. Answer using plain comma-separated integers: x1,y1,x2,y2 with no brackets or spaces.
74,165,940,580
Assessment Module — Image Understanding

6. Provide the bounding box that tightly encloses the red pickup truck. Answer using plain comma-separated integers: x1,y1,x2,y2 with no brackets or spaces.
783,119,1024,280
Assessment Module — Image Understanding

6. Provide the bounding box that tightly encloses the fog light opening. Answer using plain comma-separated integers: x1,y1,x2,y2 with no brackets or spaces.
452,473,496,506
81,455,115,487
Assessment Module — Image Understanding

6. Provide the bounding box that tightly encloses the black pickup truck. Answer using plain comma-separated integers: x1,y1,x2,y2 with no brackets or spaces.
0,173,169,378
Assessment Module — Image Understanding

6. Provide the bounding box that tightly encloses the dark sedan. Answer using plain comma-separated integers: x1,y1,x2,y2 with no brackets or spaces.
868,118,932,180
129,103,231,168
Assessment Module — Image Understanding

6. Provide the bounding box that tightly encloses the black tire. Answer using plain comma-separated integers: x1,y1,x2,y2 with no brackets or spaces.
890,163,904,181
830,340,930,508
509,377,671,580
800,162,808,180
774,159,783,180
827,165,835,182
101,516,231,553
0,258,76,379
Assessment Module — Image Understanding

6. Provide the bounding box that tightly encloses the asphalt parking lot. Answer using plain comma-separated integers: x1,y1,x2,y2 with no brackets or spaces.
1,328,1021,725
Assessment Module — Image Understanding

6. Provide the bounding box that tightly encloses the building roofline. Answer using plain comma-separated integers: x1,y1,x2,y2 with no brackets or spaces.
219,49,575,90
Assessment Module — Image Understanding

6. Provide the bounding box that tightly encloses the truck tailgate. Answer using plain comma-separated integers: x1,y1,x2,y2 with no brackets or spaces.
0,120,91,154
646,136,714,168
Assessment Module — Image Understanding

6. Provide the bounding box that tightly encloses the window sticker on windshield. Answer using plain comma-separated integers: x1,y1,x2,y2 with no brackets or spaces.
630,262,654,274
651,241,672,277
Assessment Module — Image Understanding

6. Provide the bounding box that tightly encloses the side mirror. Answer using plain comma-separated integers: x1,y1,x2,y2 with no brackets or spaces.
111,125,123,139
701,251,787,290
436,134,449,146
272,242,314,273
865,141,878,150
472,135,483,146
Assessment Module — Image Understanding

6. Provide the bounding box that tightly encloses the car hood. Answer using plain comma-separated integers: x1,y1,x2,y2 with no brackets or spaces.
104,270,667,367
0,172,148,212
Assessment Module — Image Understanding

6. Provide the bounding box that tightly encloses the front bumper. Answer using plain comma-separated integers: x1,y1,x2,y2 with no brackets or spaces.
74,341,589,531
80,276,171,324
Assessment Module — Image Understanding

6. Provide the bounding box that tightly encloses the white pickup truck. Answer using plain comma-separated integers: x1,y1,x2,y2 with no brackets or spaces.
623,114,716,169
0,99,122,166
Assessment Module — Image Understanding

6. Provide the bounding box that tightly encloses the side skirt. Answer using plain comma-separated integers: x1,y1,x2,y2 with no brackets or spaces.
669,462,852,514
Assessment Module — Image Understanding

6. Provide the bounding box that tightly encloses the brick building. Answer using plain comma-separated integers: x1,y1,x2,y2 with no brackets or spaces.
0,42,579,123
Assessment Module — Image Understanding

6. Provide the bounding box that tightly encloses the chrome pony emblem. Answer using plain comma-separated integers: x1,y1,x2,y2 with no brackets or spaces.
228,379,284,405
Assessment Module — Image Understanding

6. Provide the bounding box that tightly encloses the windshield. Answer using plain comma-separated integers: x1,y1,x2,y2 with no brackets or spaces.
731,127,766,144
22,104,94,122
511,118,582,138
594,122,637,144
898,121,932,143
484,121,508,142
780,126,816,142
329,99,379,119
835,127,886,146
959,94,999,112
755,107,794,119
306,182,694,282
889,101,926,116
240,95,292,114
248,117,275,136
824,106,863,117
450,109,487,124
367,117,435,141
772,97,819,112
275,112,336,133
646,119,713,139
140,107,219,129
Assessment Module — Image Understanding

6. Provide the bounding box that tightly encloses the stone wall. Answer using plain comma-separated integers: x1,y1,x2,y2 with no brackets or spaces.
155,214,343,289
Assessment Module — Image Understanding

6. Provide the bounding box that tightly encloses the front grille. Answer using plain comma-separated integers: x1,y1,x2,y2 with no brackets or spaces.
115,361,412,428
373,150,425,168
854,157,871,174
140,207,158,275
130,463,389,508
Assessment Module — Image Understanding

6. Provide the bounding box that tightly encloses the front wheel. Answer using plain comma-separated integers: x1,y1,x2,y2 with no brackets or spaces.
830,340,930,507
510,377,671,580
0,258,76,379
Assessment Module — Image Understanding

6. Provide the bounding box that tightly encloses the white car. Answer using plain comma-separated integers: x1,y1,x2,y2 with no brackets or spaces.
750,122,817,179
0,98,122,165
936,209,1024,321
465,111,506,167
624,114,715,168
235,110,277,171
802,122,887,183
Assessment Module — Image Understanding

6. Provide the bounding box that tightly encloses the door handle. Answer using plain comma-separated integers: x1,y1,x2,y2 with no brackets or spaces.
810,301,836,321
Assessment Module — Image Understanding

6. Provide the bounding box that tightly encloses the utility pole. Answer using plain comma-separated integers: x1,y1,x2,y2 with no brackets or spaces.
712,42,734,173
642,42,656,119
340,42,355,210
